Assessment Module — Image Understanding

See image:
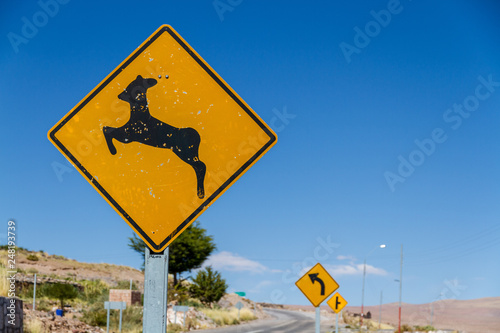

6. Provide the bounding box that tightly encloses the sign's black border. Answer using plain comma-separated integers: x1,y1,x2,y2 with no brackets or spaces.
49,26,277,252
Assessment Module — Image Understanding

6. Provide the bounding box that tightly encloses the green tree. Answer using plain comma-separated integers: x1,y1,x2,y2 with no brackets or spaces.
128,221,216,287
80,279,110,304
189,266,227,307
128,234,148,270
42,283,79,315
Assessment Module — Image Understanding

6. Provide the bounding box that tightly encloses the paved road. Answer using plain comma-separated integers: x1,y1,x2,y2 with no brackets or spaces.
196,308,335,333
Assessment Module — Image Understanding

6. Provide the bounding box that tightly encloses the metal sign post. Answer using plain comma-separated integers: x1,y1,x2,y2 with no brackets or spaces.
106,305,110,333
315,306,320,333
235,301,243,320
336,312,339,333
33,273,37,311
143,247,169,333
104,301,126,333
173,305,189,328
119,302,124,333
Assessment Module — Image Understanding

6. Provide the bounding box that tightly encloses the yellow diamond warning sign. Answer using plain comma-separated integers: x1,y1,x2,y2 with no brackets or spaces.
48,25,277,252
295,263,339,307
327,292,348,314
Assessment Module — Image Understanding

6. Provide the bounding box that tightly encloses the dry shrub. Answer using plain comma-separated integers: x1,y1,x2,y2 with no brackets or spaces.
0,264,8,296
201,307,256,326
24,317,46,333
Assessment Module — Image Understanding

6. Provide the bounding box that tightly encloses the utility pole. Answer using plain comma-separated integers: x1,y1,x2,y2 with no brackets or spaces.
360,244,386,331
398,244,403,333
431,300,434,327
361,258,366,330
379,290,382,329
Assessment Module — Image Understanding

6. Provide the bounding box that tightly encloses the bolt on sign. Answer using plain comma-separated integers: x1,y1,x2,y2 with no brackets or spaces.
327,292,348,314
295,263,339,307
48,25,277,252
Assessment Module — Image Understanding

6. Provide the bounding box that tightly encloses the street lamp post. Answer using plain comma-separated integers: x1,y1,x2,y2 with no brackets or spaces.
360,244,386,330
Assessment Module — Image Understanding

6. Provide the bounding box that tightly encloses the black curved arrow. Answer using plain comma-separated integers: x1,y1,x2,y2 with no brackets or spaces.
309,273,325,295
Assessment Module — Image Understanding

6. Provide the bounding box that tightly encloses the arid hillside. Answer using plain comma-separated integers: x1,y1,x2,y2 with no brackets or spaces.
347,298,500,333
5,249,144,289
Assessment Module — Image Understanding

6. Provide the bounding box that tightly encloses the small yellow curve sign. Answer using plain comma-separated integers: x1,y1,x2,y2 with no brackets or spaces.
295,263,339,307
48,25,277,252
327,292,348,314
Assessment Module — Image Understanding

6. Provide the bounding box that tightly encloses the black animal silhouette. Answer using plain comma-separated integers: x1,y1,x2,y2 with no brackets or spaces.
103,75,206,199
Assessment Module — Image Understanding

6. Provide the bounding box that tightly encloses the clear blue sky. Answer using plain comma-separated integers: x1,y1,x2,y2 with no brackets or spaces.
2,0,500,307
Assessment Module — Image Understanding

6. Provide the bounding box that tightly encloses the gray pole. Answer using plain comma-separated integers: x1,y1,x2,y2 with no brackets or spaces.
361,258,366,330
315,306,320,333
398,244,403,333
33,273,37,311
360,244,386,332
130,279,132,290
379,290,382,329
106,308,110,333
143,246,170,333
119,303,123,333
335,312,339,333
431,301,434,327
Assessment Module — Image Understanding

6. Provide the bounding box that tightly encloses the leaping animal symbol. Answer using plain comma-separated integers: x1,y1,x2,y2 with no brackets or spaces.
103,75,206,199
